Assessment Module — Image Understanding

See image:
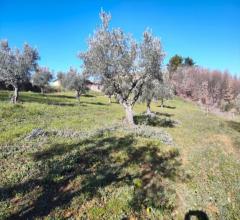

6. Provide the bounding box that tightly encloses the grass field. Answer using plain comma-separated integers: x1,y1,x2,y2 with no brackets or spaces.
0,90,240,219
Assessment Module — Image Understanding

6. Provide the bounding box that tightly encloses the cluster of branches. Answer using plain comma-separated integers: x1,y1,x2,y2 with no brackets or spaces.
80,10,170,125
0,40,39,103
57,67,88,102
172,66,240,112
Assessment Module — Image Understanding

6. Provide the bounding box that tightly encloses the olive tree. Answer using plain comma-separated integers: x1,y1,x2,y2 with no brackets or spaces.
32,67,53,94
139,30,165,114
102,79,115,103
140,79,161,115
62,67,88,101
80,10,164,125
157,72,174,108
0,40,39,103
140,71,173,114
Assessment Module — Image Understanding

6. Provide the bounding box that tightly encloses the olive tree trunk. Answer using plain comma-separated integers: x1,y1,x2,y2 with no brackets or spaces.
123,103,134,126
160,98,164,108
11,86,19,104
146,100,152,115
41,87,44,94
76,90,81,102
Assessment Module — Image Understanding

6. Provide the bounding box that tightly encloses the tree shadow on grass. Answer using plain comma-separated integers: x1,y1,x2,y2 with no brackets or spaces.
227,120,240,133
20,94,78,106
134,114,177,128
1,135,187,219
0,91,11,101
81,101,107,106
83,94,95,98
46,93,96,100
157,105,176,109
46,94,76,99
155,112,174,117
0,92,89,106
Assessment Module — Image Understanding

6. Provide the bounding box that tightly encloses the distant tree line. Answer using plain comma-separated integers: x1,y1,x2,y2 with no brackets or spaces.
171,65,240,112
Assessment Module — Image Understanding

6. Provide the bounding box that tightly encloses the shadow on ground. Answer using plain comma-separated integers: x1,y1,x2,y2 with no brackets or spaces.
227,120,240,133
0,92,107,106
184,210,209,220
0,134,186,219
134,114,177,127
157,105,176,109
155,112,174,117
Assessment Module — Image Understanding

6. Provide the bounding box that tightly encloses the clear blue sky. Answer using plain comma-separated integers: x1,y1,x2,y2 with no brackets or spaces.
1,0,240,76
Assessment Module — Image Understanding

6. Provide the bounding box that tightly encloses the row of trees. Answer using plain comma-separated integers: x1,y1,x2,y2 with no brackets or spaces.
171,66,240,111
0,40,90,103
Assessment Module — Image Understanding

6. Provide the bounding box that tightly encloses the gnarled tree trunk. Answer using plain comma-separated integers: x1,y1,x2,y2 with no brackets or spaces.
76,90,81,102
160,98,164,108
41,87,44,94
146,99,152,115
11,86,19,104
108,95,112,103
123,103,134,126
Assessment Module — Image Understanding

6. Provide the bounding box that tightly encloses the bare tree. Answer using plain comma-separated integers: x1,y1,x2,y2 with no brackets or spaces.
79,10,164,125
172,66,240,112
61,67,88,102
0,40,39,103
32,67,53,94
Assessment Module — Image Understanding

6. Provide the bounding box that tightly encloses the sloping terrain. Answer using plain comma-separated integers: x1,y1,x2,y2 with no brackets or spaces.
0,91,239,219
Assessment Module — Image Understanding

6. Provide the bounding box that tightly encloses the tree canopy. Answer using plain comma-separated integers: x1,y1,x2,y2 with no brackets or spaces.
0,40,39,103
32,67,53,94
61,67,88,101
79,10,165,125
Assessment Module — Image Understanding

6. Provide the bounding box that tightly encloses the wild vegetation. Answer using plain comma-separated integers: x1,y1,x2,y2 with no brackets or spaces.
168,56,240,113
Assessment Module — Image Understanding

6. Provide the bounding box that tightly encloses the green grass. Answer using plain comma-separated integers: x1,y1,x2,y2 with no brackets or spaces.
0,90,240,219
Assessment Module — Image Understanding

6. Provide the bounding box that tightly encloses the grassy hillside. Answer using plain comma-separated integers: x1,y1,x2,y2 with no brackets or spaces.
0,91,239,219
